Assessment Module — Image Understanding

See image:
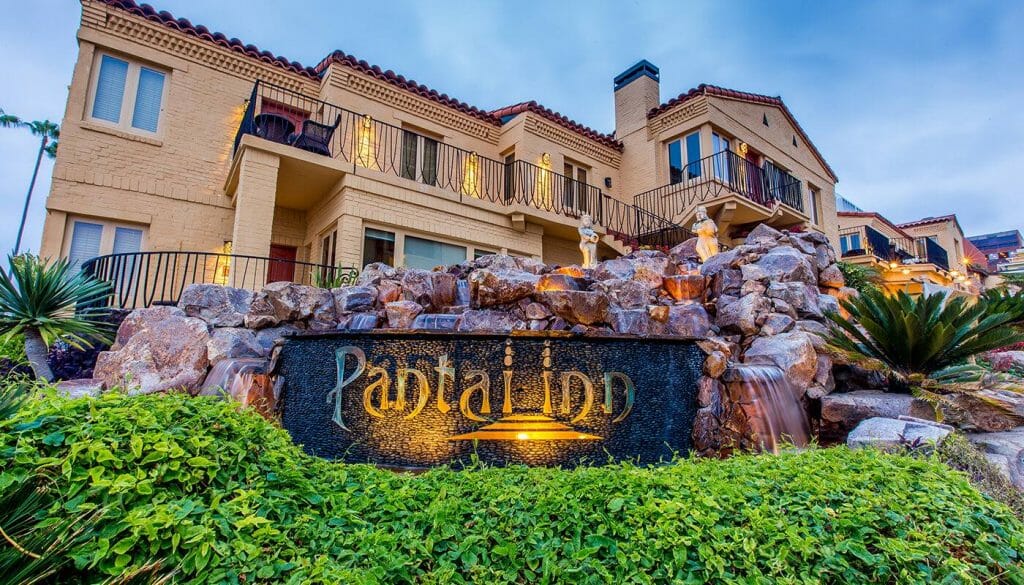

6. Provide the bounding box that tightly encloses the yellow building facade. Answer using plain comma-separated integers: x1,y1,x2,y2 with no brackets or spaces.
41,0,840,294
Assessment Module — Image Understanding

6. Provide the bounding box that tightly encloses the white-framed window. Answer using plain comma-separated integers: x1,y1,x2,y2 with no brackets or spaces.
839,232,862,256
808,185,821,225
87,52,168,134
667,131,702,184
360,225,509,270
64,216,147,272
400,129,439,186
562,159,591,214
711,132,731,180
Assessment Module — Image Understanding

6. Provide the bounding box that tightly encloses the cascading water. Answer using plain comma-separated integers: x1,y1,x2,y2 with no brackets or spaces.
724,364,810,453
345,313,380,330
410,314,460,330
199,358,266,399
455,280,472,306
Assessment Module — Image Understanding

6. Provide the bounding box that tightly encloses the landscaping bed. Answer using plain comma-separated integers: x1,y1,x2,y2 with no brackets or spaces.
2,389,1023,584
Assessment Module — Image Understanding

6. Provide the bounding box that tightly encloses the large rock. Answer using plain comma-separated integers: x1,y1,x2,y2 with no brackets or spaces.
629,254,673,289
95,312,210,395
254,324,304,353
819,390,936,443
967,428,1024,489
332,285,377,313
207,327,264,364
456,310,526,332
940,390,1024,432
385,301,423,329
178,284,253,327
847,417,951,451
112,306,185,349
56,378,105,399
470,269,539,307
593,258,636,281
716,293,769,336
744,224,784,247
658,303,711,338
754,246,817,284
743,331,817,391
376,280,402,305
402,270,457,311
246,282,334,328
668,238,700,265
538,290,610,326
818,264,845,289
609,308,652,336
767,281,822,318
699,249,740,278
357,262,399,285
594,278,650,310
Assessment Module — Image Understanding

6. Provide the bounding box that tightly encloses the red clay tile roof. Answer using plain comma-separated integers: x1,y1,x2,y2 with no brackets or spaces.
490,101,623,151
896,214,959,229
650,84,838,182
838,211,912,239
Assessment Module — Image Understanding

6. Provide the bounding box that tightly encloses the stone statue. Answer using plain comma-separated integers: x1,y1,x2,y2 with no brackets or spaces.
692,206,719,262
578,214,599,269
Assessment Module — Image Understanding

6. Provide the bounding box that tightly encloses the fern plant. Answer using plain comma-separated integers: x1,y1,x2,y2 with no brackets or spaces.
825,289,1024,381
0,255,112,381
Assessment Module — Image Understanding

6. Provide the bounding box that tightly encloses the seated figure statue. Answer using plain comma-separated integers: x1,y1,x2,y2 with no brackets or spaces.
692,206,719,262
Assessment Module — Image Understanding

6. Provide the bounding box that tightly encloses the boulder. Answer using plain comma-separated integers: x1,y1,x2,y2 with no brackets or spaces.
668,238,701,265
663,274,706,302
767,281,822,318
178,284,252,327
385,301,423,329
818,294,841,316
538,290,610,326
940,390,1024,432
819,390,936,443
402,270,457,311
254,324,304,353
470,269,539,307
660,303,711,338
524,302,551,320
716,293,769,336
472,254,520,272
207,327,264,364
112,306,186,349
847,417,951,451
711,269,742,297
357,262,399,285
754,246,817,284
515,257,547,275
243,293,279,329
967,428,1024,489
814,244,836,271
250,281,335,326
56,378,105,399
332,285,377,313
595,279,650,310
630,255,673,289
818,264,845,288
759,313,795,336
609,308,652,336
744,224,784,246
703,351,728,378
376,280,403,305
456,309,526,332
699,248,740,278
95,313,211,395
697,376,724,413
593,258,635,281
743,331,817,391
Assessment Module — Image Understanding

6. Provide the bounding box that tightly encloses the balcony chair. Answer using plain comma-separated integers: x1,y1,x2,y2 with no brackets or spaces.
288,114,341,157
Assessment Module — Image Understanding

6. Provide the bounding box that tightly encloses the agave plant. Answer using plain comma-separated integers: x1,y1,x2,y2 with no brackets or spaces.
825,289,1024,382
0,255,112,381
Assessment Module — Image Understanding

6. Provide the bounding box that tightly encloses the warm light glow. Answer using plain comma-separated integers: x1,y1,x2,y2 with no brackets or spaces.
888,262,898,270
213,241,233,285
516,432,529,441
553,266,584,278
534,153,553,209
901,268,910,276
950,270,960,277
356,115,375,168
461,152,480,198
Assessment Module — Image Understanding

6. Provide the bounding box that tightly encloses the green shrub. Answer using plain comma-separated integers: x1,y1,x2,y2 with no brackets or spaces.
836,261,883,295
934,433,1024,520
2,390,1023,584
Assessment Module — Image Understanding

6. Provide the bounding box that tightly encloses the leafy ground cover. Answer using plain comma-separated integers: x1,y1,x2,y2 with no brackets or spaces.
2,390,1023,584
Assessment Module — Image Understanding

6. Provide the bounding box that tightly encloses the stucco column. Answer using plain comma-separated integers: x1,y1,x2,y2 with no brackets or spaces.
230,148,280,285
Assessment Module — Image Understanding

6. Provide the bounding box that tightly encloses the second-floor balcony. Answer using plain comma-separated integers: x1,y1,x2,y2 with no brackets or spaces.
232,81,692,250
839,225,950,271
632,150,805,227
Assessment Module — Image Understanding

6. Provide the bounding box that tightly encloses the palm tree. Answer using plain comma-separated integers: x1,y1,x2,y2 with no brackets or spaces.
0,109,60,254
0,255,112,381
825,288,1024,382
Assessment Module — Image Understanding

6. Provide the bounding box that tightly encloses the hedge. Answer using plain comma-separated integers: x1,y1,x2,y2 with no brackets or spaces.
2,390,1023,584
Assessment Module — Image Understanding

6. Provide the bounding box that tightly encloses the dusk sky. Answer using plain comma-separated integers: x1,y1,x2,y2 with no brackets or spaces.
1,1,1022,254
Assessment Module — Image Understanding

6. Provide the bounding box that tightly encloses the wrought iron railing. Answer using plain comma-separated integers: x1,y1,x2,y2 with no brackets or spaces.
632,150,804,223
838,226,949,271
80,251,357,310
233,80,694,248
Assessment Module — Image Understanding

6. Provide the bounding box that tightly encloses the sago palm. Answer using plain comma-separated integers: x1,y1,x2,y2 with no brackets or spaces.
825,289,1024,380
0,255,112,381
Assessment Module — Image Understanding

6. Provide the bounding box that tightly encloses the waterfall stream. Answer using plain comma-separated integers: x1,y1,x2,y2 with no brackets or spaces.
725,364,810,453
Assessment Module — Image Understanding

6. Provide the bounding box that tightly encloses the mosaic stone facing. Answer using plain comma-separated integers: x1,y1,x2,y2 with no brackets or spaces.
278,331,702,467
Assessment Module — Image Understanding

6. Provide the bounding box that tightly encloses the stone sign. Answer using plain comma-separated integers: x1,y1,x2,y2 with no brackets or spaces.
278,331,702,467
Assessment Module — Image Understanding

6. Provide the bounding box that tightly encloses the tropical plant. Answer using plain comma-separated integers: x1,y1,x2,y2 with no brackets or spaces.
835,261,883,295
825,288,1024,382
0,255,112,381
1001,273,1024,289
980,287,1024,327
0,108,60,254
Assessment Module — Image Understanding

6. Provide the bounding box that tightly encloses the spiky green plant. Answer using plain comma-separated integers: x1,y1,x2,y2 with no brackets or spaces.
0,255,112,381
825,289,1024,381
980,287,1024,327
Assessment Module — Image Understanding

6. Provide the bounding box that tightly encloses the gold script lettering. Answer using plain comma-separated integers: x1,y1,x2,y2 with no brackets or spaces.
434,354,455,414
604,372,636,423
327,346,366,431
396,368,431,419
459,370,491,422
362,365,390,417
560,371,594,423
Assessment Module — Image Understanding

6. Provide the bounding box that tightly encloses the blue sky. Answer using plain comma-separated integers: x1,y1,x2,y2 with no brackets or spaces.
1,1,1022,254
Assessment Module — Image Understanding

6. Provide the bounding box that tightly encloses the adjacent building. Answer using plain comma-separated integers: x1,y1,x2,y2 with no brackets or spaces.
40,0,839,300
837,211,977,295
968,230,1024,274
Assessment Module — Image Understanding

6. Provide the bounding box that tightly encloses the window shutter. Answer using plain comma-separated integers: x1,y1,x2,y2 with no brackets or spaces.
92,55,129,123
68,222,104,272
112,227,143,254
131,67,165,132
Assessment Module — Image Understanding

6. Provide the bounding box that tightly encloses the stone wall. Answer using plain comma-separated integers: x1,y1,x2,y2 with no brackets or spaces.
90,223,852,456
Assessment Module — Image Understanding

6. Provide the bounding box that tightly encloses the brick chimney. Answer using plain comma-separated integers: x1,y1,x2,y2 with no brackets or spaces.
613,60,660,139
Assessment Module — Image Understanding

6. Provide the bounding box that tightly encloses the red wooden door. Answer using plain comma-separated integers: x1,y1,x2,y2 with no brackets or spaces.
267,244,297,284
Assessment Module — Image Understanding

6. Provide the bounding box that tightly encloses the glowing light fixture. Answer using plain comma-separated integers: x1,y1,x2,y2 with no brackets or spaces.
461,152,481,198
213,241,232,285
356,115,374,168
534,153,553,209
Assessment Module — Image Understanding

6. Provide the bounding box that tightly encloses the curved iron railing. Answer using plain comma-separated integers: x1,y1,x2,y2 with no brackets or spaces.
632,150,804,224
233,80,695,249
80,251,358,310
